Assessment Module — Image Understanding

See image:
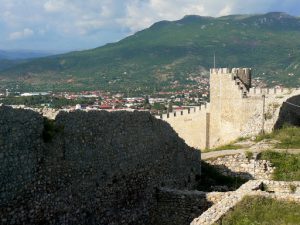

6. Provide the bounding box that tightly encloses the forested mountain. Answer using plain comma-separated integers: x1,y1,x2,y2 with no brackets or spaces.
1,12,300,92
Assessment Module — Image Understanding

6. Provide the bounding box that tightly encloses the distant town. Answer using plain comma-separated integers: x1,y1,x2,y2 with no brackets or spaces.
0,75,271,115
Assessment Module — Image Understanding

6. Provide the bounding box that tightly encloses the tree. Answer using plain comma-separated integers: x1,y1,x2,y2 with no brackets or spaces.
143,95,151,109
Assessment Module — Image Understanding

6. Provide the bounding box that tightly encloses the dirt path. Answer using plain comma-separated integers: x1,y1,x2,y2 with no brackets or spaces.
202,148,300,160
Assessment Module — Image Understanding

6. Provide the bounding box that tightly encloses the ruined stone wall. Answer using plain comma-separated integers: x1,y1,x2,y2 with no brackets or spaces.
150,189,232,225
205,153,274,180
262,180,300,194
151,188,211,225
0,107,201,225
191,180,300,225
0,106,44,205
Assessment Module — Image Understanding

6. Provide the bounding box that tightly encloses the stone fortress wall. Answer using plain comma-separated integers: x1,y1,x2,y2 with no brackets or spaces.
1,104,300,225
0,106,202,225
0,107,44,205
157,68,300,149
156,104,210,149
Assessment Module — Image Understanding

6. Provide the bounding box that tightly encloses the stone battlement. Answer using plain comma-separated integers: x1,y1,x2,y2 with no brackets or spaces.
248,87,299,96
210,68,232,74
210,67,251,75
156,104,209,120
211,67,251,91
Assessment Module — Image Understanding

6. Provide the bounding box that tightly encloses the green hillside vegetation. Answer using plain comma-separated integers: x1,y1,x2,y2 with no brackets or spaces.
0,95,96,109
0,59,23,71
215,196,300,225
1,12,300,92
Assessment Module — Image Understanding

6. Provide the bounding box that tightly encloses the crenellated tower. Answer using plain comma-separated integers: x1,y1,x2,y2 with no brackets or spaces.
209,68,253,147
157,67,299,149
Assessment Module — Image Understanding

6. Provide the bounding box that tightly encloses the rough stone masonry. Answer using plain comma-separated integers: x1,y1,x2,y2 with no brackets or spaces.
0,106,201,225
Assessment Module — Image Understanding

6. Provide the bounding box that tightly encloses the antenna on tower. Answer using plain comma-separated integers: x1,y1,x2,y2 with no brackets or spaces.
213,51,216,69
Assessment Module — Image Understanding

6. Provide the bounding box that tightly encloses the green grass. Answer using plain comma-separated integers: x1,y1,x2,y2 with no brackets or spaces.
255,126,300,149
259,151,300,181
274,126,300,149
197,161,247,191
236,137,249,142
204,143,243,152
205,126,300,153
214,196,300,225
254,132,274,142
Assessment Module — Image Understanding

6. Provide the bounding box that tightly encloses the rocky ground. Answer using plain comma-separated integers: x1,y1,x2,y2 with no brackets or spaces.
202,139,300,160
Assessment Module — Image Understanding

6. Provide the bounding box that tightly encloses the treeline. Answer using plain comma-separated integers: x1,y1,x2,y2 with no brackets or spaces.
0,95,97,109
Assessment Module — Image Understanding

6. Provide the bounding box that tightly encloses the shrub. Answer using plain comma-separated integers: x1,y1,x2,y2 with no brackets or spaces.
289,184,297,193
245,151,253,160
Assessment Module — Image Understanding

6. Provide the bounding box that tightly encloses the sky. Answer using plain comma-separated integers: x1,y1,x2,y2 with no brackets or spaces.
0,0,300,52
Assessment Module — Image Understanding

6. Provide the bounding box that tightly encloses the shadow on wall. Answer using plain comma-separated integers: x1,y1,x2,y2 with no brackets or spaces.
151,188,213,225
197,161,249,192
275,95,300,129
0,107,202,225
150,162,252,225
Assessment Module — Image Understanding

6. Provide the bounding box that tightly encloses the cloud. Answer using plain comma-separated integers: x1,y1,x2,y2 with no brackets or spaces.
9,28,34,40
76,20,105,35
0,0,300,50
44,0,66,13
219,6,233,16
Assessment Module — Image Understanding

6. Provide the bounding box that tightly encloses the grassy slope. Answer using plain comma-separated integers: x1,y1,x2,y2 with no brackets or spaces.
204,143,243,152
256,126,300,149
260,151,300,181
256,126,300,181
206,126,300,152
215,196,300,225
1,12,300,91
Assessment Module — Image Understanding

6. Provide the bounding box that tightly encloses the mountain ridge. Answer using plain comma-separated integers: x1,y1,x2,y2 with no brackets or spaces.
0,49,59,60
1,12,300,92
